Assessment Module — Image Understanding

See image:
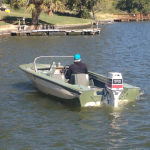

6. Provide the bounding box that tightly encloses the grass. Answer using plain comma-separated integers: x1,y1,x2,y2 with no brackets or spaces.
0,4,91,26
0,20,10,26
39,13,91,25
95,12,114,21
0,3,119,27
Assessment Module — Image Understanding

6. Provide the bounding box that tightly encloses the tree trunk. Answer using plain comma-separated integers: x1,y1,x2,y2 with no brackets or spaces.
92,9,95,18
31,0,43,25
31,4,41,25
80,3,82,11
32,10,40,25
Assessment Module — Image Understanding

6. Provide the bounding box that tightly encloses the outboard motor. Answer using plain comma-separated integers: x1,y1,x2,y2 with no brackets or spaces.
103,72,123,107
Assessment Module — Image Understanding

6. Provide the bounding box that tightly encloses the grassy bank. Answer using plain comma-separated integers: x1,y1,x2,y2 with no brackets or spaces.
95,12,114,21
0,4,92,26
0,3,116,27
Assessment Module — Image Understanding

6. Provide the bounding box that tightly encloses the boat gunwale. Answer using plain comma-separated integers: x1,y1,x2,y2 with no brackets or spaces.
19,64,92,95
89,71,140,89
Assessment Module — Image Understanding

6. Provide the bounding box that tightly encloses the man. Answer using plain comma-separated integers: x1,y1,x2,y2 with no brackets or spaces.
66,54,88,81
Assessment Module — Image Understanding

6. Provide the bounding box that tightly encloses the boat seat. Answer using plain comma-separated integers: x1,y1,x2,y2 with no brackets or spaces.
46,64,56,76
46,69,56,76
51,74,65,82
70,74,89,86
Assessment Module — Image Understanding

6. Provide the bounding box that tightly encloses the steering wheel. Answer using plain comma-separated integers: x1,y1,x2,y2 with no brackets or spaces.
60,65,69,75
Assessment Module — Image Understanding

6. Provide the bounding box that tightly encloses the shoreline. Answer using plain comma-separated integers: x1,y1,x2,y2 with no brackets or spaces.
0,23,102,36
0,23,96,36
0,23,92,32
0,19,113,33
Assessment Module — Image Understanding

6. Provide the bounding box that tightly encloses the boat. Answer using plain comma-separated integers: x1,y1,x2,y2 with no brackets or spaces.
19,56,140,107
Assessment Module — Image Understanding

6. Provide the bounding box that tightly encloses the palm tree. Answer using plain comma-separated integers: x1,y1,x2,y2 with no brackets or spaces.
27,0,44,25
11,0,65,25
44,0,65,18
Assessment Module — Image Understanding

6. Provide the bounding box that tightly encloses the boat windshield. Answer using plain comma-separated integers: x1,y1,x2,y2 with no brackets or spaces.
33,56,74,72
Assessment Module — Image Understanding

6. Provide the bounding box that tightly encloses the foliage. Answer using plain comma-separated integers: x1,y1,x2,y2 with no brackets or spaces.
2,0,10,4
10,0,66,25
66,0,86,12
56,11,77,17
66,0,100,18
87,0,100,11
11,0,27,9
115,0,150,13
77,9,91,19
86,0,100,18
4,0,150,26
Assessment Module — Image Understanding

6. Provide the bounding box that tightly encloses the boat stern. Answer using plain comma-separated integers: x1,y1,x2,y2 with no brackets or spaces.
79,90,102,107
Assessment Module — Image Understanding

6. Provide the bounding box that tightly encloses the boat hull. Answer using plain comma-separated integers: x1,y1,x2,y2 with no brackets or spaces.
19,62,140,107
25,72,78,99
24,71,102,107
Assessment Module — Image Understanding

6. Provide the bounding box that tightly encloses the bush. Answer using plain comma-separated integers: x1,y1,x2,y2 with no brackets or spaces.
56,11,77,17
2,0,10,4
77,9,91,19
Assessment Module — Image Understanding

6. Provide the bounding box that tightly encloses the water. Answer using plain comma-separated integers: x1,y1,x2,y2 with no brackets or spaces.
0,21,150,149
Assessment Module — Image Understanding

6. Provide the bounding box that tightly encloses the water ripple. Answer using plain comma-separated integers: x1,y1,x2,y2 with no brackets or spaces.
0,21,150,149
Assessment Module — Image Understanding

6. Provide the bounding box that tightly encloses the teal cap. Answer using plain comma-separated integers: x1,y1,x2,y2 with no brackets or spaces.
74,54,81,60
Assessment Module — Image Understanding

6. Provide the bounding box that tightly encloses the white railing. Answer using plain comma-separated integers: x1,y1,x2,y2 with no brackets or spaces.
34,56,74,72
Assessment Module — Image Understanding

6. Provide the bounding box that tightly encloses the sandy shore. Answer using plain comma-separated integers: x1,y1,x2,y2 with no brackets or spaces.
0,25,18,32
0,23,92,32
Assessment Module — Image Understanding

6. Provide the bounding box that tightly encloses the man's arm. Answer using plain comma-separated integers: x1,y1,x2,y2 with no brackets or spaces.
85,64,88,74
65,67,72,79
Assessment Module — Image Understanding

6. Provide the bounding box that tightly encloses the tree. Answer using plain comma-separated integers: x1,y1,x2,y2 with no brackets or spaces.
115,0,150,13
115,0,134,13
28,0,44,25
143,0,150,12
87,0,101,18
66,0,100,18
11,0,66,25
66,0,87,12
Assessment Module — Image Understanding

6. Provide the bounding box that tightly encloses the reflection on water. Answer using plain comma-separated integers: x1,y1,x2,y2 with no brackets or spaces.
0,21,150,149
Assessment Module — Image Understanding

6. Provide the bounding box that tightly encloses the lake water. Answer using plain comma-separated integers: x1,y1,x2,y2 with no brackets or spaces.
0,21,150,149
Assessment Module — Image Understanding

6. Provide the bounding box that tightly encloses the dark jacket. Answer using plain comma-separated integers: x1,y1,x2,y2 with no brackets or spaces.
66,61,88,79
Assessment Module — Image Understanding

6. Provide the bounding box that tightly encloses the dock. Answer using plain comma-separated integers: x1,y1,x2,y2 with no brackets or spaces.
10,28,101,36
114,13,150,22
0,28,101,37
95,20,112,25
0,31,12,36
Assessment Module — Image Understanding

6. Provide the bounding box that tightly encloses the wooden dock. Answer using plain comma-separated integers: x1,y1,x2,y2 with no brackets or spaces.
10,28,101,36
0,31,11,36
114,13,150,22
95,20,112,25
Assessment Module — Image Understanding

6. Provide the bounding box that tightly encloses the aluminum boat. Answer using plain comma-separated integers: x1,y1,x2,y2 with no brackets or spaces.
19,56,140,107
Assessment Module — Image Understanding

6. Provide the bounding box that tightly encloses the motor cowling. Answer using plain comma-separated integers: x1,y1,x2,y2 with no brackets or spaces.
103,72,123,107
106,72,123,91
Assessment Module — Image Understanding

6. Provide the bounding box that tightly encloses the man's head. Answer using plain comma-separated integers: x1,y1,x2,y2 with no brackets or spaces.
74,54,81,62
